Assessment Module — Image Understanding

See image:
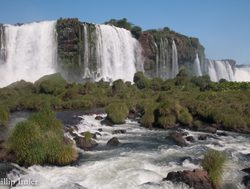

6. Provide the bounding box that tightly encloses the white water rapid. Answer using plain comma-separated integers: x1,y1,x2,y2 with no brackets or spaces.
6,113,250,189
0,21,57,87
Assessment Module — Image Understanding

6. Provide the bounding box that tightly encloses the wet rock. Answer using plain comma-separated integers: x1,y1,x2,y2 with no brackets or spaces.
107,137,120,146
112,129,127,134
216,132,228,137
95,115,104,120
242,175,250,188
101,118,113,126
242,168,250,174
167,131,187,147
198,135,208,140
95,132,102,137
74,136,98,151
0,141,16,162
98,128,103,132
197,126,217,134
163,169,215,189
186,136,195,142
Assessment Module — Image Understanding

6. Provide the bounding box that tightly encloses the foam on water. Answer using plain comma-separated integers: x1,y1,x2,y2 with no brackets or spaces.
8,114,250,189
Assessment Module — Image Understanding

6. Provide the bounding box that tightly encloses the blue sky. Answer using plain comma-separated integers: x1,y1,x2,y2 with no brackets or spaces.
1,0,250,65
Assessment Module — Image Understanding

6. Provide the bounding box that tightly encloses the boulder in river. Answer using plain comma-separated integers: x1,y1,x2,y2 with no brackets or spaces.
112,129,127,134
186,136,195,142
163,169,216,189
167,131,187,147
74,136,98,151
242,168,250,174
107,137,120,146
198,135,208,140
95,115,104,120
242,175,250,188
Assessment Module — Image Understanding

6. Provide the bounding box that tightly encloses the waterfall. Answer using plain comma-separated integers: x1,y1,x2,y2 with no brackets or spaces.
235,66,250,82
207,60,235,81
82,24,91,78
194,53,202,76
93,24,143,82
0,25,5,64
0,21,57,87
172,40,179,78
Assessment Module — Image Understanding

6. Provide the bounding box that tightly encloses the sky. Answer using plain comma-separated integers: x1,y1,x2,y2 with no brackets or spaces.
0,0,250,65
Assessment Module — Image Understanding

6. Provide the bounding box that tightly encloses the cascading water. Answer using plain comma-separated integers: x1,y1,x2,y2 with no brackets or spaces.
0,21,57,87
207,60,235,81
172,40,179,78
235,66,250,82
194,53,202,76
6,113,250,189
82,24,92,79
0,25,6,64
84,24,144,82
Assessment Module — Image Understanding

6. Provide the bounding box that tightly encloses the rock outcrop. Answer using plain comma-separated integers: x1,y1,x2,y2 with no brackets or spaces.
107,137,120,146
74,135,98,151
139,28,206,78
163,169,217,189
56,18,97,82
167,131,187,147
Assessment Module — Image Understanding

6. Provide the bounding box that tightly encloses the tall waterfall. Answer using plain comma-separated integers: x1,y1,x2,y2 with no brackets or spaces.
194,53,202,76
235,66,250,82
0,25,5,64
155,39,170,79
207,60,235,81
89,24,143,82
171,40,179,78
0,21,57,87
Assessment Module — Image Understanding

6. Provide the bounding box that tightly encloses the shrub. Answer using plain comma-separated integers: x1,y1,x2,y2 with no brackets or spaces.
112,79,126,95
191,75,211,90
155,100,181,128
141,103,156,128
83,131,93,142
178,107,193,126
131,26,142,39
133,72,150,89
202,149,227,186
7,120,46,165
0,106,9,127
7,108,77,166
158,115,176,128
106,102,129,124
35,73,67,95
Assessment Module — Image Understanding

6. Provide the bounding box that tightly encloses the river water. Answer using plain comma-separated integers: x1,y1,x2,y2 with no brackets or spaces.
3,113,250,189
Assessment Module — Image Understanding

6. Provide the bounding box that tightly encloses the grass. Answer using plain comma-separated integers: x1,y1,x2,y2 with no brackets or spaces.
106,102,129,124
202,149,227,186
7,107,77,166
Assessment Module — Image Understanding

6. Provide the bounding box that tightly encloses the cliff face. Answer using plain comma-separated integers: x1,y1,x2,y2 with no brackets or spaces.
139,28,206,78
56,18,207,81
56,18,97,82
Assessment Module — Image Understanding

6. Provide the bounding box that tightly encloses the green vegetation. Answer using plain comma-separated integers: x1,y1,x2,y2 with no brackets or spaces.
106,102,129,124
35,73,67,95
202,149,227,186
0,71,250,133
0,106,9,127
7,108,77,166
